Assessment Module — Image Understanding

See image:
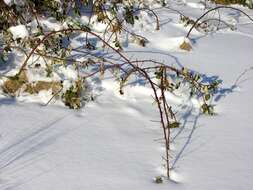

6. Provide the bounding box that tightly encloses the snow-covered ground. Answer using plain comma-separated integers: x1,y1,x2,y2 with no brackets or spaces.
1,1,253,189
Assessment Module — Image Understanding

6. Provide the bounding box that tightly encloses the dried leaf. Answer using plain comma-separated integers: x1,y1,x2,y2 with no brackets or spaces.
180,41,192,51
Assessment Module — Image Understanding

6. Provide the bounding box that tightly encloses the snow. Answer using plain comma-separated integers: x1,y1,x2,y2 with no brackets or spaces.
186,2,205,9
8,25,29,39
3,0,13,6
1,1,253,190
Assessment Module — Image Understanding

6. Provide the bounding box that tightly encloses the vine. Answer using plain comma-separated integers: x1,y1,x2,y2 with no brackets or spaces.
1,0,249,180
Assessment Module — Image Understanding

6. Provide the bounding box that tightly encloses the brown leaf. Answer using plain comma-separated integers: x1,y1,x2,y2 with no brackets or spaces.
180,41,192,51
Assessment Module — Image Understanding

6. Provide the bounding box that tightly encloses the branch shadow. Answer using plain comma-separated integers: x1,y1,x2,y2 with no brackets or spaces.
0,97,17,106
70,42,184,68
171,106,200,169
0,114,72,190
0,115,68,170
169,81,239,170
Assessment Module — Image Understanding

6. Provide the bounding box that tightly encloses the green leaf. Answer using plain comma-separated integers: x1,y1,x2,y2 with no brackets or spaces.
193,74,200,81
154,176,163,184
170,122,180,128
201,104,214,115
204,94,211,101
154,71,162,79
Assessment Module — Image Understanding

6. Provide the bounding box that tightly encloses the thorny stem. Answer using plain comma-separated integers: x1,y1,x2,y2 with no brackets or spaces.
0,1,235,180
16,27,172,177
12,5,232,177
160,67,170,177
186,6,253,38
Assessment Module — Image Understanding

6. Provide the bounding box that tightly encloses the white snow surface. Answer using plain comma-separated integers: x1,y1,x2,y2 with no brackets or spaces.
8,25,29,39
3,0,13,6
1,1,253,190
